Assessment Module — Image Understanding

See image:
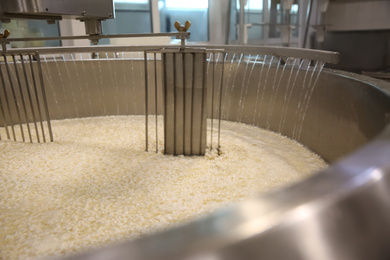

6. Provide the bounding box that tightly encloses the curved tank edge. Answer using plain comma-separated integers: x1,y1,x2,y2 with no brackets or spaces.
325,68,390,96
63,77,390,260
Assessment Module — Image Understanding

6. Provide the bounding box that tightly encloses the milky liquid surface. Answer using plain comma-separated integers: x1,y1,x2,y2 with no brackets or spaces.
0,116,326,259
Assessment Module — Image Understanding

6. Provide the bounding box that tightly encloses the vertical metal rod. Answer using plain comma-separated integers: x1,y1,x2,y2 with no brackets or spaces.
199,52,208,154
144,51,149,151
182,52,186,154
239,0,246,45
190,53,196,154
218,53,226,155
303,0,314,48
210,53,216,150
28,54,46,142
0,95,8,140
173,52,177,155
4,55,25,142
225,0,232,44
163,53,167,153
35,52,53,142
154,53,158,153
0,64,10,140
20,55,43,143
12,55,33,143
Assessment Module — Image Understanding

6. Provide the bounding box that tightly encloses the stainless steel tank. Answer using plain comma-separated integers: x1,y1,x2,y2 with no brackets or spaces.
1,45,390,260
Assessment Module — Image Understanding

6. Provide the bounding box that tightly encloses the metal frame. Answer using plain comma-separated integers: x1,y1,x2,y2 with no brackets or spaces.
0,43,339,64
0,39,339,147
144,47,225,156
0,52,53,143
0,32,191,52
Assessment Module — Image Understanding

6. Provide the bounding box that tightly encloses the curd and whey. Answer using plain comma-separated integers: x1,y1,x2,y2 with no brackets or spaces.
0,116,326,259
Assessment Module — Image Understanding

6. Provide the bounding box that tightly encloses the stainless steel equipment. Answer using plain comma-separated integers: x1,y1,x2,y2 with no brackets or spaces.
0,0,114,36
145,48,214,155
144,21,221,155
0,53,53,143
0,28,340,155
1,12,390,260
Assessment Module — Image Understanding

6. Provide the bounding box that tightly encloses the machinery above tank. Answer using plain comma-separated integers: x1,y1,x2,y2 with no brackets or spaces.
0,0,114,35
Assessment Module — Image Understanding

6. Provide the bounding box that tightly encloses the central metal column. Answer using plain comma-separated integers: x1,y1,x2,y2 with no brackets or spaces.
162,50,208,156
144,21,225,156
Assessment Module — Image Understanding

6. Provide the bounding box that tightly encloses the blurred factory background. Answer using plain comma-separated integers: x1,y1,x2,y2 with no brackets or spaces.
1,0,389,75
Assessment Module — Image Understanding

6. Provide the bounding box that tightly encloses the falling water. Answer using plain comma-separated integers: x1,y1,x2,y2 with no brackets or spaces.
252,55,267,124
89,53,107,115
265,57,282,129
225,53,243,121
42,55,62,119
105,52,120,115
206,53,212,75
52,55,71,118
256,55,275,125
266,57,291,129
236,54,251,123
278,58,300,132
221,53,236,121
291,59,311,138
296,61,325,140
79,53,94,117
61,54,79,118
70,53,87,117
214,52,229,150
120,52,129,114
243,55,260,123
97,53,107,116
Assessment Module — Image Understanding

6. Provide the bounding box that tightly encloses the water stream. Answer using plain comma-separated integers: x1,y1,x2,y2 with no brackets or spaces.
266,57,287,129
78,53,94,117
295,61,325,140
70,53,88,117
89,53,107,116
120,52,129,114
237,54,251,123
256,55,275,126
238,54,259,123
225,53,243,121
278,58,301,132
221,53,236,124
252,55,267,124
61,54,79,118
52,55,71,119
42,55,62,119
105,52,120,115
20,50,327,149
